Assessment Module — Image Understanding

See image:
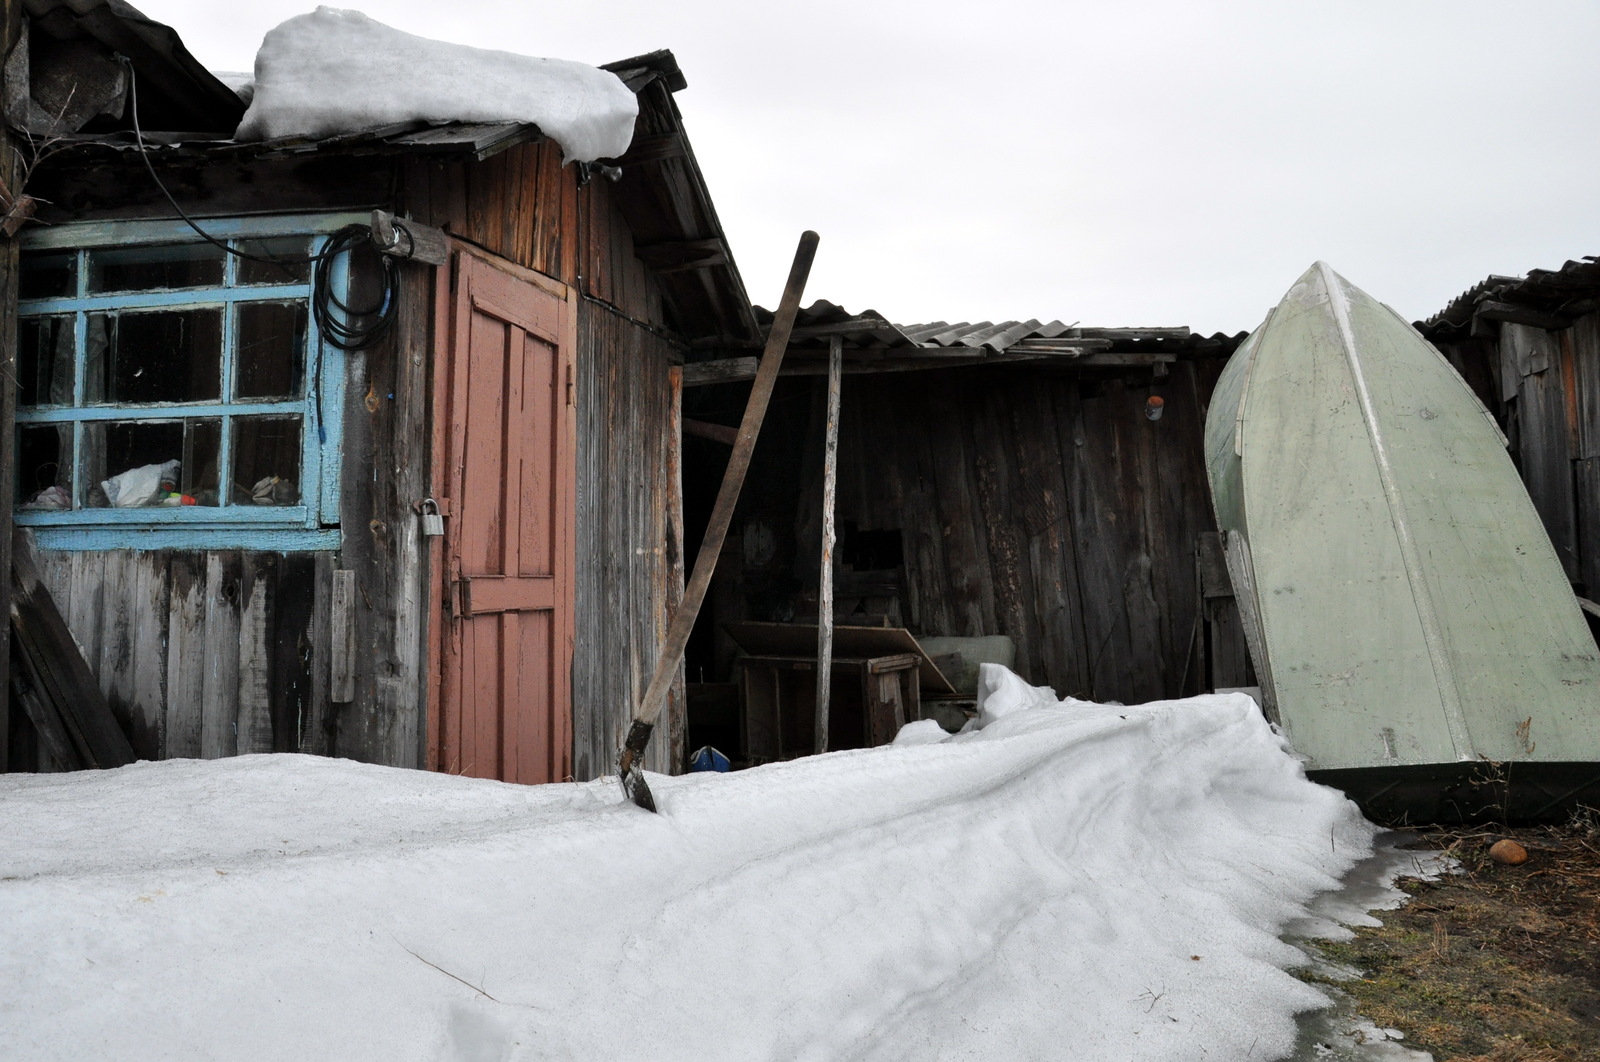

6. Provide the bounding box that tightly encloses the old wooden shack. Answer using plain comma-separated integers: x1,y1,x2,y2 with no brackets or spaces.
1422,255,1600,626
3,1,758,782
674,307,1248,759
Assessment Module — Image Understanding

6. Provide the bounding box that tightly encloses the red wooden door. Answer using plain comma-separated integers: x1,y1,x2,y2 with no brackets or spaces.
432,249,575,783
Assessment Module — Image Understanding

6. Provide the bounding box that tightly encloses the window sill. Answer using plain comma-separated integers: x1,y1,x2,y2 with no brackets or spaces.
17,512,343,552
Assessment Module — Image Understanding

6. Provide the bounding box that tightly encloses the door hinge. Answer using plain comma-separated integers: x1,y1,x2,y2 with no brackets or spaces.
565,362,575,406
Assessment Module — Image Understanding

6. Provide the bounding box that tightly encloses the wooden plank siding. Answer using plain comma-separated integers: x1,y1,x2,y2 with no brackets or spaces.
571,300,686,781
719,362,1218,706
1432,309,1600,606
11,135,700,780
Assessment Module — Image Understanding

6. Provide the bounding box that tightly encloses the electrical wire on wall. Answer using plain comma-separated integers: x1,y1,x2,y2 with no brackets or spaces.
118,56,402,439
120,56,398,344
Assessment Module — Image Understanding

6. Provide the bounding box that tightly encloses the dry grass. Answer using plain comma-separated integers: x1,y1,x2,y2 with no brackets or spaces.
1301,809,1600,1061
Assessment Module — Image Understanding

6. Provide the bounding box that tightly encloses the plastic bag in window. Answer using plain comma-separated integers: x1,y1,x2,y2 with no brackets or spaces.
23,485,70,509
102,459,180,507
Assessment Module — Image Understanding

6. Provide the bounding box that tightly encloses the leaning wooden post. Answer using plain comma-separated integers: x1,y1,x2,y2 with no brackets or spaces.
618,231,819,810
814,335,842,754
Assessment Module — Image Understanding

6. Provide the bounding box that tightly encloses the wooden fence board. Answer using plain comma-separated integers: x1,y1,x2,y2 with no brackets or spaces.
164,553,206,758
235,556,276,755
200,552,241,758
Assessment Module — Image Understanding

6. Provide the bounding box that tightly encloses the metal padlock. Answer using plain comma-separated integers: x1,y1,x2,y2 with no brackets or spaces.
420,498,444,537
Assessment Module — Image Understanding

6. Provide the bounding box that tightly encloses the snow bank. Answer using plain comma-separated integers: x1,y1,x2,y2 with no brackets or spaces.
0,668,1376,1061
235,7,637,163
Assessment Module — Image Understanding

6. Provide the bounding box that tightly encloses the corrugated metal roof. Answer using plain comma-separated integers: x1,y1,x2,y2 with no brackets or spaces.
726,302,1244,376
1422,256,1600,337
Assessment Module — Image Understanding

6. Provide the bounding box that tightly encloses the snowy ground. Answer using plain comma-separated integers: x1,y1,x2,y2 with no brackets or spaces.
4,670,1405,1061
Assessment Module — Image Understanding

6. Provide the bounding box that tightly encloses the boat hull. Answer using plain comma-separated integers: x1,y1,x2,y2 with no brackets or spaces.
1206,263,1600,820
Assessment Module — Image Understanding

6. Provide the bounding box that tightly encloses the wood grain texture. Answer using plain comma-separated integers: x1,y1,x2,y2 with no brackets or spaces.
235,556,275,755
571,300,685,780
163,553,206,758
1506,325,1579,580
751,364,1224,703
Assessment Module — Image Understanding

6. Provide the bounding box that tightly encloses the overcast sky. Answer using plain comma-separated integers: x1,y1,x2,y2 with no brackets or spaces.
136,0,1599,333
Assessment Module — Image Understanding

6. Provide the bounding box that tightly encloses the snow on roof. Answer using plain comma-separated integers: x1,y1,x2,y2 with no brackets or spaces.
1,668,1394,1061
234,7,637,163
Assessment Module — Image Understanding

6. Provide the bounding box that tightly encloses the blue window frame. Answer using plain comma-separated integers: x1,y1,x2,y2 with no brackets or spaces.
13,213,370,551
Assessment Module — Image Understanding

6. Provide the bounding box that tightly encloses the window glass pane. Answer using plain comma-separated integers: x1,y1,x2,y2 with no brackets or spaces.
17,315,75,407
233,416,302,506
235,302,307,399
19,252,76,299
87,243,225,293
235,237,312,285
85,309,222,404
82,420,220,507
16,424,73,509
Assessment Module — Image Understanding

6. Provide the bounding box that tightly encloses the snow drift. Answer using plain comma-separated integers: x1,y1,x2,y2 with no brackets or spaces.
235,7,637,163
0,669,1376,1061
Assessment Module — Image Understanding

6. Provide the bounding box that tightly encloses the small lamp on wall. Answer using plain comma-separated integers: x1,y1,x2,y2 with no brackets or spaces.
1144,395,1165,421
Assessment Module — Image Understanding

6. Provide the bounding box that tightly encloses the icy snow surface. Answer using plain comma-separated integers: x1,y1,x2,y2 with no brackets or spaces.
2,668,1382,1061
235,7,637,163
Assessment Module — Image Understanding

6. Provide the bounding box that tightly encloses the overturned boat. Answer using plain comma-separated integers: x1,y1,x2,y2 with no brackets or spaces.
1205,262,1600,822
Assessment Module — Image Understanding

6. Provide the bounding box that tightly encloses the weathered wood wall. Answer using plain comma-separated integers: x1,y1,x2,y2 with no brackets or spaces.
1435,312,1600,602
831,365,1216,702
402,142,578,285
15,138,690,779
30,549,322,765
572,307,685,780
707,360,1223,706
21,258,433,772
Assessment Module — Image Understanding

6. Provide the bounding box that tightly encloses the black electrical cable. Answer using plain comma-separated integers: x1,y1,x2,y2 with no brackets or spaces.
120,55,400,352
311,225,399,351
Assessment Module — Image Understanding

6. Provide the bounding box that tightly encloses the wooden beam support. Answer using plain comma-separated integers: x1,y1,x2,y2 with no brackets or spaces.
682,345,1170,385
787,318,897,339
370,210,449,266
814,336,842,755
682,357,759,387
683,417,739,446
625,232,819,764
635,238,728,273
620,131,686,166
1473,301,1572,332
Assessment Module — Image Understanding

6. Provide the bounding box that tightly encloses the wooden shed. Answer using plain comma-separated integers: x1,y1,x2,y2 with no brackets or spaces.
672,307,1249,761
1421,255,1600,631
2,1,758,783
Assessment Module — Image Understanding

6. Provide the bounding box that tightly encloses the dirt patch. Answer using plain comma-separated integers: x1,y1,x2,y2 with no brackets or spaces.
1301,810,1600,1062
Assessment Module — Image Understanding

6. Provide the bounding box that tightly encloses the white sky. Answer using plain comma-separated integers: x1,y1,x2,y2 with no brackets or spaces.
135,0,1600,333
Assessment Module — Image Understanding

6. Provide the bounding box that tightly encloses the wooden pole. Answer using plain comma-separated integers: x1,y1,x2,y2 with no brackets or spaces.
814,335,842,753
620,231,819,774
0,0,24,771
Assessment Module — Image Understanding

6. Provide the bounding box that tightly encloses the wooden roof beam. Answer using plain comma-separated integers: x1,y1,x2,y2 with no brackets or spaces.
621,131,687,165
680,347,1173,386
1472,300,1573,332
635,237,728,273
